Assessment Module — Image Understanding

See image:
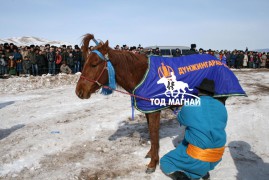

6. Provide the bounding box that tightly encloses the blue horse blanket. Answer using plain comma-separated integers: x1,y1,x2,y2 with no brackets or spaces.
133,54,246,113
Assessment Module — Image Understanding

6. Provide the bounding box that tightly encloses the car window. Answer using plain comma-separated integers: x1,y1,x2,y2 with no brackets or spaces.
182,49,189,55
160,49,171,56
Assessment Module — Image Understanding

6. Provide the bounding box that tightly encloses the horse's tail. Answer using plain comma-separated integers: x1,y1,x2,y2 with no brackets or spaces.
81,34,95,58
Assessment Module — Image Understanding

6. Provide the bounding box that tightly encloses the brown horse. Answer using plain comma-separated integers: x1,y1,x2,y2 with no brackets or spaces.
76,34,161,173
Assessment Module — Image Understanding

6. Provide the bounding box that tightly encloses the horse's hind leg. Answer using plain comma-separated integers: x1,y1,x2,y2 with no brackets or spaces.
145,112,161,173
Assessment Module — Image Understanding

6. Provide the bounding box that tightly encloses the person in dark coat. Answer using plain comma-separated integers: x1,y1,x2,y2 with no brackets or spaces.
29,47,38,75
160,79,228,180
22,56,31,75
173,48,182,57
185,44,198,55
236,51,244,69
36,50,47,75
230,51,237,68
66,53,74,73
225,51,231,67
47,47,56,75
154,47,161,56
13,48,23,76
73,45,82,73
0,53,8,75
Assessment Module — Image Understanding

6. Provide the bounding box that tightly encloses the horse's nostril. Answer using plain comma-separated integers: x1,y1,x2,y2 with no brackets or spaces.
79,90,83,98
76,89,83,98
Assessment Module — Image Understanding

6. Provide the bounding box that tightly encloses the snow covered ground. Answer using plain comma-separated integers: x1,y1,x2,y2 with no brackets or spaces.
0,70,269,180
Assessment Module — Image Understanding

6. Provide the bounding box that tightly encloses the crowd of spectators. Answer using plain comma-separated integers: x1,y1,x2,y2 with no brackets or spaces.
0,43,82,77
181,44,269,69
0,43,268,77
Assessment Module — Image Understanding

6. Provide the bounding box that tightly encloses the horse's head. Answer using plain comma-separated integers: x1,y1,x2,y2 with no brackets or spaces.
157,77,167,85
75,34,110,99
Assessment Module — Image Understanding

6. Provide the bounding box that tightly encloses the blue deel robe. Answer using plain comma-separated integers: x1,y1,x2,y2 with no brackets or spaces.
160,96,228,179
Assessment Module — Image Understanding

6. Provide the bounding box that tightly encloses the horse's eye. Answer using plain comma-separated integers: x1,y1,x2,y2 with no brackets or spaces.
90,64,97,68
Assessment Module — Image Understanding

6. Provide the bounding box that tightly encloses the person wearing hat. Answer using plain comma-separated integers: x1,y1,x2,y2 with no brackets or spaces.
185,44,198,56
199,48,204,54
73,45,82,73
173,48,182,57
154,47,161,56
160,78,228,180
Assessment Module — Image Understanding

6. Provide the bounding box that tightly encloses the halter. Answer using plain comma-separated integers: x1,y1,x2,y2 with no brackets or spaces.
78,37,149,120
80,50,108,87
80,39,116,95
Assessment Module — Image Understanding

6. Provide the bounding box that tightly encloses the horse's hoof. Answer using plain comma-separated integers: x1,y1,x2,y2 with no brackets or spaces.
145,168,156,174
145,154,151,158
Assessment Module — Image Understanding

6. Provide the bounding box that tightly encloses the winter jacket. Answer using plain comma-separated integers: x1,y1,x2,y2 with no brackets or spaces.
36,54,46,67
47,52,56,62
66,57,74,66
13,52,22,61
28,51,37,64
73,51,82,63
221,55,227,65
55,53,62,65
185,49,198,55
60,64,72,74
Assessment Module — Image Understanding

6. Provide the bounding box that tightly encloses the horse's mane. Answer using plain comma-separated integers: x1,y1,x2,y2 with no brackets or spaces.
81,34,104,59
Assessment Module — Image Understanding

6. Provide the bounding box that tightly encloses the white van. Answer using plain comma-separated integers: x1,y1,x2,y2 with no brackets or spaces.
144,46,190,57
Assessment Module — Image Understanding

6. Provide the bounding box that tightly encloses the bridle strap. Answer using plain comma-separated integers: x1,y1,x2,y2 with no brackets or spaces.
92,50,106,61
94,61,107,86
79,50,108,87
92,38,99,46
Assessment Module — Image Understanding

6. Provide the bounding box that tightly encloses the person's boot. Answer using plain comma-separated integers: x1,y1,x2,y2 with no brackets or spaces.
202,172,210,180
170,171,190,180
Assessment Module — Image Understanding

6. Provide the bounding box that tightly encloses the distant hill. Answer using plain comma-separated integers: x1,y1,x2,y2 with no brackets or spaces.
0,36,73,47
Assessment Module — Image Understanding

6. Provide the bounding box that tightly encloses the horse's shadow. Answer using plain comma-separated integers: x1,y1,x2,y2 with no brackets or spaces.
0,124,25,140
228,141,269,180
108,117,185,146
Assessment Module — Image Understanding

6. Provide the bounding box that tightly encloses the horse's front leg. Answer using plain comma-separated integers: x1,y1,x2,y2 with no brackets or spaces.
145,111,161,173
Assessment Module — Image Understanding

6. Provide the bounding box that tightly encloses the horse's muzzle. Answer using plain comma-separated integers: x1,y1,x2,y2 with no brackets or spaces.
75,87,91,99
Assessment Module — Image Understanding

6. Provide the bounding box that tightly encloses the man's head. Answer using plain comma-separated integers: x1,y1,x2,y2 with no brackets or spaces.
191,44,196,50
196,78,215,96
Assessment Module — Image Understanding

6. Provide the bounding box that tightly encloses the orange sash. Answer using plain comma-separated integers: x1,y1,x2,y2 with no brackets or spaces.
186,144,225,162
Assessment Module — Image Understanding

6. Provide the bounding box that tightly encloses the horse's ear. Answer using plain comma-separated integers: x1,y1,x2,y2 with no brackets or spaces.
102,40,109,53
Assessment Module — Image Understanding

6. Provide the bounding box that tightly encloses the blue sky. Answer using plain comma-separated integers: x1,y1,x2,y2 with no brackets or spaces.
1,0,268,50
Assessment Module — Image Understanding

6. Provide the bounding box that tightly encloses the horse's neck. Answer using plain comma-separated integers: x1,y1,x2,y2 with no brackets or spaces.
109,50,148,92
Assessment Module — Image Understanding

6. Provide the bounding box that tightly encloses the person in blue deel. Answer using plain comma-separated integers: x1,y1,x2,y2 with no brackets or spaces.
160,78,228,180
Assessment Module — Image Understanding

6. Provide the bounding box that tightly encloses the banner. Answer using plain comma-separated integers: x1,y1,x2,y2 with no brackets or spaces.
133,54,246,113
